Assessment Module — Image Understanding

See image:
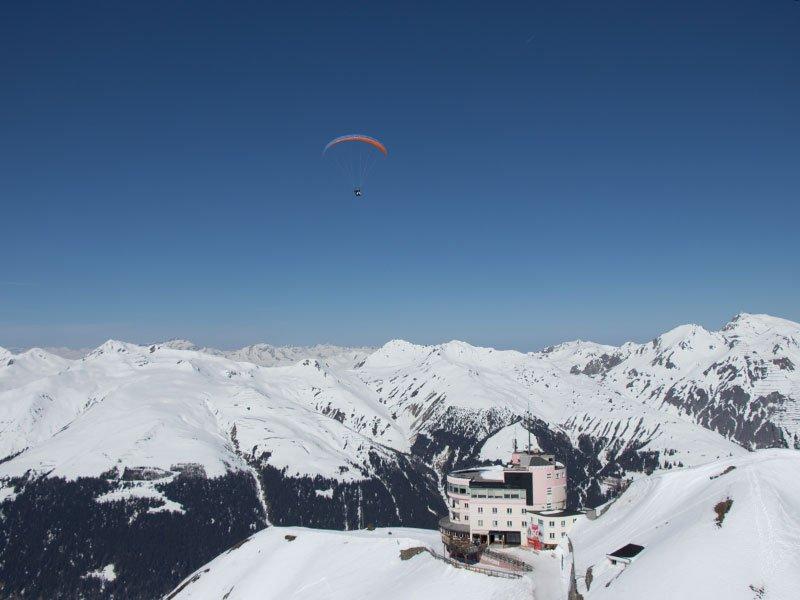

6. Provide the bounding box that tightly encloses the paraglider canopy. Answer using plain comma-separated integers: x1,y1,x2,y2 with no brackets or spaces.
323,134,388,157
323,134,387,195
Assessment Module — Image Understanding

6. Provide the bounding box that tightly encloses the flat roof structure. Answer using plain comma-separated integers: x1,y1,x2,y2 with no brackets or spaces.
607,543,645,564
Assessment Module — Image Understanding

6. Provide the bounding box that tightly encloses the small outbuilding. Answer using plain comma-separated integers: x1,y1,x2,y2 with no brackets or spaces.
606,543,644,565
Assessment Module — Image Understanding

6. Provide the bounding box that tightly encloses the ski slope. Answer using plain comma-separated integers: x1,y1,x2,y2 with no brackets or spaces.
166,527,533,600
571,449,800,600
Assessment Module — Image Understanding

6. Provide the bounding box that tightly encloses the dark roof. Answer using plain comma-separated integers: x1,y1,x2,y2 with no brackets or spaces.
438,516,470,534
518,455,554,467
607,543,645,560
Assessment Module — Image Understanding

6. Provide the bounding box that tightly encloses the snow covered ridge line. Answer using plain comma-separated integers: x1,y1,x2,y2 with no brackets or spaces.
20,340,375,366
536,313,800,449
569,449,800,600
0,312,795,484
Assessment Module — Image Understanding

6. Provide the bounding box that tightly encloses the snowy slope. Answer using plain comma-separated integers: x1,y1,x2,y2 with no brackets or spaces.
0,341,402,482
538,313,800,449
166,527,533,600
570,449,800,600
0,347,70,392
4,313,793,488
356,339,745,475
0,330,755,493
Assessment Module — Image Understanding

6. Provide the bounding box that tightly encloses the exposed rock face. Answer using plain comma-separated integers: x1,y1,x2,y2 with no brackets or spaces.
541,313,800,450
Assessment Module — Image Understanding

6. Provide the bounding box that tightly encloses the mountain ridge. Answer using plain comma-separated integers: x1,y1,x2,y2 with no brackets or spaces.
0,312,797,599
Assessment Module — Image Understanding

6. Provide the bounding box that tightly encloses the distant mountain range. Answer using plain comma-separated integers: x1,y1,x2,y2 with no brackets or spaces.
1,313,797,598
17,340,373,367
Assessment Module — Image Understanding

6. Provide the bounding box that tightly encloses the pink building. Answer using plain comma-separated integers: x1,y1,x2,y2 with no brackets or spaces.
439,449,568,553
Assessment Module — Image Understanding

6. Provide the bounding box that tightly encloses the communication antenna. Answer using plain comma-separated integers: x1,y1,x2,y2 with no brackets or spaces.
527,399,532,452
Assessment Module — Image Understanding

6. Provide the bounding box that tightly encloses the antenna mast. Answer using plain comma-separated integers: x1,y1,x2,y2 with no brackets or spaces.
526,399,532,452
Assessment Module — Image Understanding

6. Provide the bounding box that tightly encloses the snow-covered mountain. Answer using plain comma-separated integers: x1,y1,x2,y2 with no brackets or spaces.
0,313,797,599
35,340,373,368
570,449,800,600
539,313,800,450
159,340,373,368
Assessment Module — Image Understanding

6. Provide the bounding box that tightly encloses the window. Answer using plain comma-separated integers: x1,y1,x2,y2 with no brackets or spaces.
549,533,555,539
522,521,527,527
547,487,552,494
465,516,469,521
459,487,467,494
561,532,566,537
492,520,498,526
561,520,565,526
477,507,483,514
538,519,543,526
506,521,513,527
546,473,551,479
506,508,513,514
549,521,555,527
492,507,498,514
478,520,483,526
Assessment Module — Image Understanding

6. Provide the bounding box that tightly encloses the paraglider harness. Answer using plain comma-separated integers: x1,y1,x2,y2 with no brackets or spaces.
354,187,363,197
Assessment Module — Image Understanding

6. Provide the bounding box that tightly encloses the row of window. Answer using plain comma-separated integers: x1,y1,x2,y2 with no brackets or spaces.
447,484,468,494
476,506,516,514
469,490,522,499
475,520,527,528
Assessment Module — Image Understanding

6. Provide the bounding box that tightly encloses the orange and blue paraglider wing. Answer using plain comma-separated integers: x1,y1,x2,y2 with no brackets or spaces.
322,134,388,195
323,134,388,156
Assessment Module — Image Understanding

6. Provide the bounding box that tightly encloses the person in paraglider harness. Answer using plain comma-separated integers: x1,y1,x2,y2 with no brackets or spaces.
354,187,362,197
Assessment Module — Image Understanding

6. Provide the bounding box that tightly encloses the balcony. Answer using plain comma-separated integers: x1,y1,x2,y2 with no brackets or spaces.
439,517,485,560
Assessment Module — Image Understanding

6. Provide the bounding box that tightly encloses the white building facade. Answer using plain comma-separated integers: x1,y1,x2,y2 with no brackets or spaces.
528,509,586,550
440,450,569,553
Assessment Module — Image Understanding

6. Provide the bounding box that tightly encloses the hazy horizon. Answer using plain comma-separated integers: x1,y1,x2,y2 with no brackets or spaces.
3,310,796,356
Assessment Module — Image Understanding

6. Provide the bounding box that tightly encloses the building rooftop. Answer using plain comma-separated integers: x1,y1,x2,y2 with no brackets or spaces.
607,543,645,560
438,516,470,534
516,455,556,467
450,467,505,483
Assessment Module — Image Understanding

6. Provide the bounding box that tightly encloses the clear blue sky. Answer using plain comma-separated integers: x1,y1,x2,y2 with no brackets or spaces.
1,1,798,350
